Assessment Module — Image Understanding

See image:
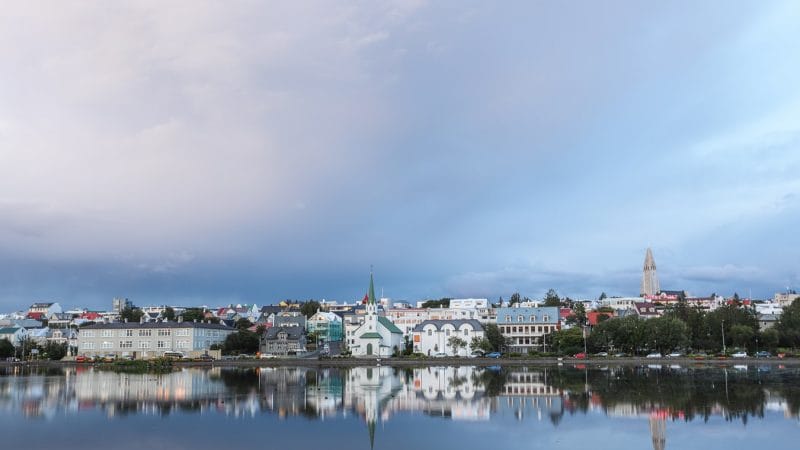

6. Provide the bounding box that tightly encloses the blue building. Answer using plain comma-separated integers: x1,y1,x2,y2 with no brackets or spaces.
494,307,560,353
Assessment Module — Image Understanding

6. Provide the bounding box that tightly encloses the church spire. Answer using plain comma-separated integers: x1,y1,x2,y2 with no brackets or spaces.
641,247,660,297
368,269,376,305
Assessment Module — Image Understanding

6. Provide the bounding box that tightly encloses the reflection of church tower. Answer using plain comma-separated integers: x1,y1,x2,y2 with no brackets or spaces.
641,248,660,297
364,368,379,450
649,415,666,450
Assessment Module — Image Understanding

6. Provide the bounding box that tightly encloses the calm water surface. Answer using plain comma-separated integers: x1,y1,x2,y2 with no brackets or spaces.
1,364,798,449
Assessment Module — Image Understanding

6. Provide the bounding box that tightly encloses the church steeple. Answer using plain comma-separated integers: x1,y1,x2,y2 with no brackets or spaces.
641,247,660,297
368,270,376,305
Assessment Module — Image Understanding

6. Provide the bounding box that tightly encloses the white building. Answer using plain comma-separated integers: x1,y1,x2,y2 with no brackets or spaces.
412,319,485,356
347,274,403,357
77,320,234,359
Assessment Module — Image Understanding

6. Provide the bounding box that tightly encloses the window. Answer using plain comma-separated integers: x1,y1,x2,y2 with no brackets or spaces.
120,341,133,348
177,341,189,349
102,341,113,349
158,329,171,336
83,331,95,338
543,315,549,322
445,329,450,336
82,342,94,349
505,315,511,323
531,316,537,323
125,329,134,337
139,341,150,349
518,315,524,322
427,329,432,336
463,329,469,336
138,329,152,337
157,341,169,349
102,330,113,337
176,329,189,336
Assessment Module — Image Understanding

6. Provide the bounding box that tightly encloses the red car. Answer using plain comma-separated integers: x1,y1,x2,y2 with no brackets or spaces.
573,352,587,359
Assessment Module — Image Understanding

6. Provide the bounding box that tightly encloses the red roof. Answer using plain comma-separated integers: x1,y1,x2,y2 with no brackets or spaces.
80,312,101,320
26,312,45,320
587,311,613,326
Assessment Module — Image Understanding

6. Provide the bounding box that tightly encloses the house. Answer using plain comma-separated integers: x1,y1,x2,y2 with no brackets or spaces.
0,326,27,345
347,273,403,357
758,313,780,331
495,307,560,353
261,326,307,356
77,320,234,359
634,302,662,319
307,310,343,343
274,312,306,329
47,313,75,329
27,302,63,321
412,319,485,356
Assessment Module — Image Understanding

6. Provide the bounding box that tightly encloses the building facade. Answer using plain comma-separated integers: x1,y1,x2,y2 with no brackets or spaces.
412,319,485,356
495,307,560,353
77,321,234,358
640,248,660,297
261,326,307,355
306,311,343,343
348,273,403,357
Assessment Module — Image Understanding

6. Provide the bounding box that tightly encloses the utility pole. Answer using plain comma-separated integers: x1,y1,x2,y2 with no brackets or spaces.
721,319,726,354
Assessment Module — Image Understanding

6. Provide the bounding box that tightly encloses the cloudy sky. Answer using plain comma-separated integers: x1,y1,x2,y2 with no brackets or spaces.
1,1,799,309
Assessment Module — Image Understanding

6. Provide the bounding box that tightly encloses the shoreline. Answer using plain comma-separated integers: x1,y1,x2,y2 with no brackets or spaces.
2,356,798,369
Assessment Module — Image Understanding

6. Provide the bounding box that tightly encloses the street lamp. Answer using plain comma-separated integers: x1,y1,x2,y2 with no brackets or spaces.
721,320,726,354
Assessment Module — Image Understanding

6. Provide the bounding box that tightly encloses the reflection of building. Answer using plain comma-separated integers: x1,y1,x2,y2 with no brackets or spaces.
499,369,563,422
650,413,666,450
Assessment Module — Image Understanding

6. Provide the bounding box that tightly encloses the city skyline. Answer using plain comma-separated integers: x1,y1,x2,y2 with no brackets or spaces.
1,1,799,308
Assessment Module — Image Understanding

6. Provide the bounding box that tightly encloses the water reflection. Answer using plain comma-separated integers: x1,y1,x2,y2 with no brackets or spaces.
1,364,799,448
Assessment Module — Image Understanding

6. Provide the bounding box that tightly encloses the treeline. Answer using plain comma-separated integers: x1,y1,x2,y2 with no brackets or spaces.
550,299,800,355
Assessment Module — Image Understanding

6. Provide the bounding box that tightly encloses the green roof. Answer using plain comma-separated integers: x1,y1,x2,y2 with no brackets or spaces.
0,327,20,334
360,332,383,339
378,317,402,334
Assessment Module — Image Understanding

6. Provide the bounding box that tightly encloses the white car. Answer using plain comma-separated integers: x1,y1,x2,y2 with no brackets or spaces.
732,351,748,358
646,352,662,359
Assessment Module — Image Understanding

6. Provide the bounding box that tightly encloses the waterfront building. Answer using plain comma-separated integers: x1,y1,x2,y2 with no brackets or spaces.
307,310,343,343
640,248,660,297
347,273,403,357
0,326,26,345
411,319,484,356
77,320,234,358
261,326,307,355
774,291,800,307
27,302,62,321
495,307,559,353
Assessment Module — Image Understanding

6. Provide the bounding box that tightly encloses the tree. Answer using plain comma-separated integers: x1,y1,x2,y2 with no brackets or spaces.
729,324,755,348
544,289,561,307
222,330,260,355
566,303,587,327
448,336,467,356
421,298,451,308
181,308,207,322
235,318,253,330
551,327,584,355
300,300,321,318
598,292,608,301
120,307,144,323
470,336,492,353
645,317,690,353
760,328,780,350
0,339,13,358
509,293,521,306
483,324,505,352
163,307,175,321
42,341,68,360
776,298,800,347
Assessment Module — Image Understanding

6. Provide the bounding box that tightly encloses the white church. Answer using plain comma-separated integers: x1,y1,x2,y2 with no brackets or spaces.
348,272,403,357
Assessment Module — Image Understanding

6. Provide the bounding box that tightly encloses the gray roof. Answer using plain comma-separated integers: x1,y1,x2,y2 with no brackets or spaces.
264,326,305,340
81,321,232,330
412,319,484,332
260,305,283,314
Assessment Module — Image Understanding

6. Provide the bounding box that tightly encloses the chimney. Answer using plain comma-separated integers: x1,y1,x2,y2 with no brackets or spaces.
177,316,183,323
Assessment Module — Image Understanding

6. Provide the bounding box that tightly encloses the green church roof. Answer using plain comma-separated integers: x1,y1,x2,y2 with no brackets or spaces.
378,317,402,334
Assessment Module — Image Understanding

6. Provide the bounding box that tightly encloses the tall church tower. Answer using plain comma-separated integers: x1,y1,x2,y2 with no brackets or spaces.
365,271,378,329
640,247,660,297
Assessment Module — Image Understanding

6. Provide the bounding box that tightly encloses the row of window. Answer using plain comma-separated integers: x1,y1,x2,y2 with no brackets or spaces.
424,328,473,336
81,340,191,350
81,328,203,338
503,315,551,323
499,325,555,334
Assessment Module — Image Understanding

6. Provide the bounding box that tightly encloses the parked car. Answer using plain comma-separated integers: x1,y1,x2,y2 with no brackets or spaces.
260,353,277,359
613,352,627,357
755,351,772,358
667,352,683,358
485,352,502,358
646,352,662,359
196,354,214,361
732,351,748,358
594,352,609,357
432,352,448,358
469,350,485,358
573,352,587,359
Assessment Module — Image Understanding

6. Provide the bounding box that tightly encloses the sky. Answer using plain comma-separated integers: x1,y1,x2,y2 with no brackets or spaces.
1,1,799,309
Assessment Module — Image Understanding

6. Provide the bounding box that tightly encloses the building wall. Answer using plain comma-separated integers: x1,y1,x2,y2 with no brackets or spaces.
77,324,233,358
412,322,484,356
495,307,560,353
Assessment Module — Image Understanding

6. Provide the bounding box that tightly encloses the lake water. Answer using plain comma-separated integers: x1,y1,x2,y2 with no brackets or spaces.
0,364,798,449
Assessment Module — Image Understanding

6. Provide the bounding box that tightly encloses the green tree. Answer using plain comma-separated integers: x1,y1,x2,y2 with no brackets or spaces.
300,300,321,318
544,289,561,307
644,317,690,353
470,336,492,353
0,339,13,358
235,318,253,330
706,305,759,351
222,330,260,355
120,307,144,323
760,328,780,350
483,324,505,352
551,327,585,355
509,293,521,306
566,303,587,327
421,298,451,308
776,298,800,347
42,341,68,360
181,308,208,322
598,292,607,301
448,336,467,356
163,307,175,321
728,324,755,348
